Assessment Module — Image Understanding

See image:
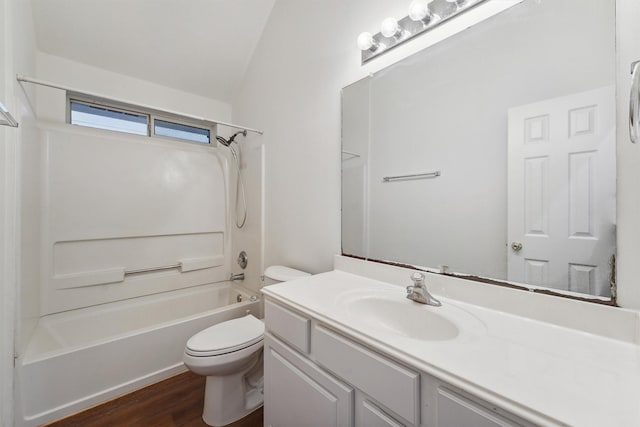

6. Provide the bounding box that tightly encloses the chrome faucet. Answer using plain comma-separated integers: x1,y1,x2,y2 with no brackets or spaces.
406,272,441,306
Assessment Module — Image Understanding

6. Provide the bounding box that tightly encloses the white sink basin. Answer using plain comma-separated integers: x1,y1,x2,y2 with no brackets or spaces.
346,295,459,341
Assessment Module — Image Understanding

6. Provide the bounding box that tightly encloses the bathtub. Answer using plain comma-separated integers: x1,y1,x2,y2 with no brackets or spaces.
17,282,261,427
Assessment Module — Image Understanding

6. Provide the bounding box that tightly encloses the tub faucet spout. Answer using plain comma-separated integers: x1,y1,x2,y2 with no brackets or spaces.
406,272,441,306
230,273,245,281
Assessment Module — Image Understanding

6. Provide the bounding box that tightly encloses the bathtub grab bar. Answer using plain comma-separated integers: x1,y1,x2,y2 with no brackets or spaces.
124,264,181,275
54,256,225,290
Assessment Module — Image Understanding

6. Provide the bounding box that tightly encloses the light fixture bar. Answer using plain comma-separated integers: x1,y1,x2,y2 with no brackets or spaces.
360,0,489,64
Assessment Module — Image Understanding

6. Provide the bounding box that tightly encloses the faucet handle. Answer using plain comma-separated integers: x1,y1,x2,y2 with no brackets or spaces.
411,272,425,285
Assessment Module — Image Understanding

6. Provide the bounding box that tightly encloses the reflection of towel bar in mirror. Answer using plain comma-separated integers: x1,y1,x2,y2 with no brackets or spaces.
382,171,441,182
0,101,18,128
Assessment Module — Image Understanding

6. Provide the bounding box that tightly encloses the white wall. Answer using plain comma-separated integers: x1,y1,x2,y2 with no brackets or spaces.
36,52,232,124
234,0,640,308
1,0,37,425
233,0,501,274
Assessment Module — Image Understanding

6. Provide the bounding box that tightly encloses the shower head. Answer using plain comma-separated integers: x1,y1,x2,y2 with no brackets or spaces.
216,136,231,147
216,129,247,147
228,129,247,144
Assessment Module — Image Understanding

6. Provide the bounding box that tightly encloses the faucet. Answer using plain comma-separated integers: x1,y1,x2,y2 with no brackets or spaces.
406,272,441,306
230,273,245,281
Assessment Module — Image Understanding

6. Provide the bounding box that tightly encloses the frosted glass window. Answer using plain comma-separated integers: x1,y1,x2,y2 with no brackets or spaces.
70,101,148,135
154,119,210,144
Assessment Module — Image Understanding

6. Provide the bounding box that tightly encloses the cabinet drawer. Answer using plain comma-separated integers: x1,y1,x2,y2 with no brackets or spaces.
313,325,419,425
437,388,525,427
265,299,310,354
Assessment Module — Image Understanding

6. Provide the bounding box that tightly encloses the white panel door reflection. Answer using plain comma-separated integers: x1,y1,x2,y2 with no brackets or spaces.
507,87,616,296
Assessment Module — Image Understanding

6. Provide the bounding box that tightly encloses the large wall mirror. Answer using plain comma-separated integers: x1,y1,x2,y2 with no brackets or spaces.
341,0,616,301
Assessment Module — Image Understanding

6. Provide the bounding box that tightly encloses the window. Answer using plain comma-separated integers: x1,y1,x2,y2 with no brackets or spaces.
154,119,210,144
68,98,213,144
70,101,148,136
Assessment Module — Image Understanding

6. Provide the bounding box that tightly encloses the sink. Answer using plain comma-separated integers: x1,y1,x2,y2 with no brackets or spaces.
343,294,459,341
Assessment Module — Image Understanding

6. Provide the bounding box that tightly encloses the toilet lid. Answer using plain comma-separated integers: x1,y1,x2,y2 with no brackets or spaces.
186,315,265,356
264,265,311,282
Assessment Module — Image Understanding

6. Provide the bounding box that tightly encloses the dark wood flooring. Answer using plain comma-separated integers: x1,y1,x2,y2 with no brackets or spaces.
44,371,263,427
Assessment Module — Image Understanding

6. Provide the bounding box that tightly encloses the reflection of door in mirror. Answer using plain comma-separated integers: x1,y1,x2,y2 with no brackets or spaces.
507,87,616,297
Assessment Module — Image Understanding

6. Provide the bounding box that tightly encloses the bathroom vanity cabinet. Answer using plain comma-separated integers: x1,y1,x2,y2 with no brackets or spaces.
263,299,534,427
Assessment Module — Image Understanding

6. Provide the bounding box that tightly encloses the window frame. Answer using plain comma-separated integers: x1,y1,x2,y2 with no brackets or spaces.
67,94,216,145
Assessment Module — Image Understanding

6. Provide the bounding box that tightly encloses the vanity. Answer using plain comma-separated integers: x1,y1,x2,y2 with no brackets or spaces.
261,0,640,425
261,256,640,427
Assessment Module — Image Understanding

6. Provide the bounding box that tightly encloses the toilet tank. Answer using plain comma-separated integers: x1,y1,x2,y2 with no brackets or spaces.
262,265,310,286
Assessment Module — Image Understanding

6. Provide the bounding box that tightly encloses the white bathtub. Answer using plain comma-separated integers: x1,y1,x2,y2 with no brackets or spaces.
17,282,261,427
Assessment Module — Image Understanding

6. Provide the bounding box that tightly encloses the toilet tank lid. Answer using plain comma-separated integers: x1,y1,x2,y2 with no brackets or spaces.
264,265,311,282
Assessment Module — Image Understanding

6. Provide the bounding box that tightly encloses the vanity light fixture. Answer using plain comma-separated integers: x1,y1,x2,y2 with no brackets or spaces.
357,32,381,52
408,0,435,23
446,0,467,8
380,17,403,39
358,0,487,64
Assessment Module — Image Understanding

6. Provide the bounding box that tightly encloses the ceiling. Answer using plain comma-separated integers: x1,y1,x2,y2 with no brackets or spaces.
30,0,275,103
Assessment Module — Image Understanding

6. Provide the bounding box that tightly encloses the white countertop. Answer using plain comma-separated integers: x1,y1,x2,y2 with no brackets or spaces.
261,268,640,427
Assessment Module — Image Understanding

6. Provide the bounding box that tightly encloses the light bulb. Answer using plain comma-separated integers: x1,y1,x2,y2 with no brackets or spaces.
380,17,401,38
357,32,378,51
408,0,432,22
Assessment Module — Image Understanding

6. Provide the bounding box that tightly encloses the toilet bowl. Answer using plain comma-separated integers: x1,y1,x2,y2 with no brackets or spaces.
183,314,265,427
183,265,310,427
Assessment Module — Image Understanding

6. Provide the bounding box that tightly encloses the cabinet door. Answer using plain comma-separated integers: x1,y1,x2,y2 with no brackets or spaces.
359,397,406,427
264,333,354,427
437,388,524,427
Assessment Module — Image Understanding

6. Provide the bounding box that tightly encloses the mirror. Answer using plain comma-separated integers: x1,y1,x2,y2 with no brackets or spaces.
341,0,616,299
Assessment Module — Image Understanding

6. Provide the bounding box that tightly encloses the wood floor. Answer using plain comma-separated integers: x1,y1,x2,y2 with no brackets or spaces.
44,371,263,427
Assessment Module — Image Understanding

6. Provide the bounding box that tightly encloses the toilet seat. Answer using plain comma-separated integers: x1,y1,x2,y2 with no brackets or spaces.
186,315,265,357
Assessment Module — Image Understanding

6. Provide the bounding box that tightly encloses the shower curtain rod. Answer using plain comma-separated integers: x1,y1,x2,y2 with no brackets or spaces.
16,74,264,135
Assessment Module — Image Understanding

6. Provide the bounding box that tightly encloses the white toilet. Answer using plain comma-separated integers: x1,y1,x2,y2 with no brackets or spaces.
183,265,310,427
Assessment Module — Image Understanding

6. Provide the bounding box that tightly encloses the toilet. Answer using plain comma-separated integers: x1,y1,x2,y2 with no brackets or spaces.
183,265,310,427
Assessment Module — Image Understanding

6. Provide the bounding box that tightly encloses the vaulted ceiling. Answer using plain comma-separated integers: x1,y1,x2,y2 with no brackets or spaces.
31,0,275,102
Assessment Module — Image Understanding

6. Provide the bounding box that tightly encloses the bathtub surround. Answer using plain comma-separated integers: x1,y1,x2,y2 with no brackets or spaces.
36,123,229,313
